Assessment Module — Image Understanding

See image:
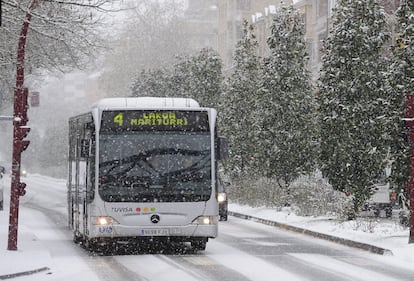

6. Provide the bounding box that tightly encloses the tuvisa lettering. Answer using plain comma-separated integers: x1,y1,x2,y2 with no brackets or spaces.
112,207,133,213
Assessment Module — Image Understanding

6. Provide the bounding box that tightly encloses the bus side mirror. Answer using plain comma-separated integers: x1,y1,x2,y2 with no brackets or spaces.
218,136,229,160
80,139,91,158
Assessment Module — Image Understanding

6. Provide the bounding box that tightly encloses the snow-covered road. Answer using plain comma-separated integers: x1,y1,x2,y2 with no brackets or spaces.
1,174,414,281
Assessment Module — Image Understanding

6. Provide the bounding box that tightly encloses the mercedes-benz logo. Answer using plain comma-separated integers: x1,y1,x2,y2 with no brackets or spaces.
150,214,160,224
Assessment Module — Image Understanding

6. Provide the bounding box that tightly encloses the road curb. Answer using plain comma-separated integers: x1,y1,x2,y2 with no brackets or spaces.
229,211,393,256
0,267,50,280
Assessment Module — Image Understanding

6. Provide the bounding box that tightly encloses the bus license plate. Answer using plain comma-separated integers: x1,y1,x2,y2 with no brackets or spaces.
141,229,169,236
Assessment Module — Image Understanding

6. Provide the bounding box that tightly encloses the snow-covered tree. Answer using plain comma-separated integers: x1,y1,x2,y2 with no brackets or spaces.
99,0,191,97
170,58,192,97
220,20,262,178
0,0,122,105
386,0,414,194
318,0,391,217
256,5,318,202
131,68,174,97
131,48,223,108
34,123,68,177
187,48,223,108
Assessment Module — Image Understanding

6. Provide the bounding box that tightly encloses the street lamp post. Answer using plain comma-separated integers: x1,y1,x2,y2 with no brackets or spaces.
7,0,40,251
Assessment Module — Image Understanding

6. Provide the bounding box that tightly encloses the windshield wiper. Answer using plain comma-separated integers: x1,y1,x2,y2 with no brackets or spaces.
100,148,211,181
163,152,211,180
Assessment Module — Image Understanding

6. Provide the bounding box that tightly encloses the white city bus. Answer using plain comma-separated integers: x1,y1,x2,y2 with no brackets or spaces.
67,97,228,252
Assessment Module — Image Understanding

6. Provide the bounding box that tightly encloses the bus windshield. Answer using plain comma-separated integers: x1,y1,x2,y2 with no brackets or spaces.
98,132,212,203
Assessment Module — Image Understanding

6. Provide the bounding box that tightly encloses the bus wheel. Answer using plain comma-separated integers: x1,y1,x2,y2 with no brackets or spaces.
84,238,98,252
191,238,207,251
73,232,83,244
220,215,228,221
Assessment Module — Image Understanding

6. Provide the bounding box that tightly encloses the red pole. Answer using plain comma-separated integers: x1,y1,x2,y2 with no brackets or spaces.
7,0,39,251
408,137,414,243
404,94,414,243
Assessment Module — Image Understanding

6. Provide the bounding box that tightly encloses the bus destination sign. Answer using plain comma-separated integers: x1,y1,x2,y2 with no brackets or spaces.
101,110,209,132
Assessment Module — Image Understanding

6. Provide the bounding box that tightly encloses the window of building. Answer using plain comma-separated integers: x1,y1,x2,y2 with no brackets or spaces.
318,0,329,17
384,0,401,14
235,20,243,41
237,0,250,11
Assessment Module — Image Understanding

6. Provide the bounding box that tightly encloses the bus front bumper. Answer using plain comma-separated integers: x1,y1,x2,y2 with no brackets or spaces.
89,222,218,239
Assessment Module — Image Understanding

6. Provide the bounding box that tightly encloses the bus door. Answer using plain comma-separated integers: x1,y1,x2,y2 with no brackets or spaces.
69,114,94,240
68,161,77,230
78,160,88,236
73,157,81,235
80,136,94,238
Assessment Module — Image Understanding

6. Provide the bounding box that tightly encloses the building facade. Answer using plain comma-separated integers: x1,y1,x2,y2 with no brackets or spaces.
184,0,219,52
185,0,401,76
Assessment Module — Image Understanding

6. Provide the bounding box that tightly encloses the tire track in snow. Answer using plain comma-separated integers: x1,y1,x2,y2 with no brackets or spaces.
24,201,148,281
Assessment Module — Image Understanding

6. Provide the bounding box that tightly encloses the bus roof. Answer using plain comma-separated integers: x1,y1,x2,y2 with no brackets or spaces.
92,97,200,110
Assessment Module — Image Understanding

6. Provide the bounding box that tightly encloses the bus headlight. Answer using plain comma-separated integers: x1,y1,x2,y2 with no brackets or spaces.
92,216,119,226
217,192,226,203
192,216,217,225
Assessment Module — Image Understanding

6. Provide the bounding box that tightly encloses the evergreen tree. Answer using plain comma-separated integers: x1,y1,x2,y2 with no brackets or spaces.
36,123,68,177
220,20,262,178
187,48,223,108
257,6,318,201
131,68,173,97
386,0,414,196
318,0,391,217
170,58,193,98
0,0,123,103
130,49,223,108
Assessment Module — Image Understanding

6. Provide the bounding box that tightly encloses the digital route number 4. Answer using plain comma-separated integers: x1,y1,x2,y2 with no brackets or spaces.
114,113,124,126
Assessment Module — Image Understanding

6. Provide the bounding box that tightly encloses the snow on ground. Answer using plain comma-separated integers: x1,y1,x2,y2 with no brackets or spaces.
0,174,414,280
229,204,414,267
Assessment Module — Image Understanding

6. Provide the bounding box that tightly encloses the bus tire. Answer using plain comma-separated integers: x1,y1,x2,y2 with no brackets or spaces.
84,238,98,252
73,232,83,244
220,215,228,221
191,238,207,251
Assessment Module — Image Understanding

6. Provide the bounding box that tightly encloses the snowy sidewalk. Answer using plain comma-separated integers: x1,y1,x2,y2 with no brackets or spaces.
229,211,392,255
0,208,55,279
228,203,414,265
0,205,99,281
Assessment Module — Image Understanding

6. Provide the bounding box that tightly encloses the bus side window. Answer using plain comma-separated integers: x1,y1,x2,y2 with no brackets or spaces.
80,139,91,158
